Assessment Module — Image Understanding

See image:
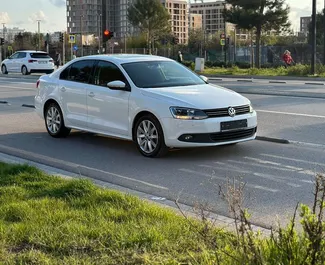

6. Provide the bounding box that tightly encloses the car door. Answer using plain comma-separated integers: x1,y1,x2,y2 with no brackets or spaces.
87,60,130,136
6,52,19,72
17,52,27,71
58,59,95,128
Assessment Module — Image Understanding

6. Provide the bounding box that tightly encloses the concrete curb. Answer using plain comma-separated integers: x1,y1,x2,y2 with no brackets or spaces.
205,74,325,82
305,82,325,86
269,81,287,84
0,101,8,104
230,89,325,99
0,74,41,80
22,104,35,108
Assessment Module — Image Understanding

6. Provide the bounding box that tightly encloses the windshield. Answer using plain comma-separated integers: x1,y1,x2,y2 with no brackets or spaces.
121,61,206,88
30,53,51,59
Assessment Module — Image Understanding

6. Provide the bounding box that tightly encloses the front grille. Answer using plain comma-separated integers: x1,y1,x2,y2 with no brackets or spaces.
210,127,256,142
204,105,250,118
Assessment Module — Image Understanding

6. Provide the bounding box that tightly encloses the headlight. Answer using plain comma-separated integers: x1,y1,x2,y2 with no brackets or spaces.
249,103,254,113
169,107,208,120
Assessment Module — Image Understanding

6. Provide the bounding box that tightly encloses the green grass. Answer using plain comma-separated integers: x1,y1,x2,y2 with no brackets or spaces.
0,162,239,264
201,64,325,77
0,162,325,264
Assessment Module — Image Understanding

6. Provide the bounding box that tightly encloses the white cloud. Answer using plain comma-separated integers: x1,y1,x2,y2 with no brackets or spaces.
28,10,47,23
0,12,10,24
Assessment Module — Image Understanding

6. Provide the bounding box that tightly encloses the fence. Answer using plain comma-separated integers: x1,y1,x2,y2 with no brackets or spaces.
72,44,325,67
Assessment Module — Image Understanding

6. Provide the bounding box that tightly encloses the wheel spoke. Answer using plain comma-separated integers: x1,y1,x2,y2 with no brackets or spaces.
148,141,153,152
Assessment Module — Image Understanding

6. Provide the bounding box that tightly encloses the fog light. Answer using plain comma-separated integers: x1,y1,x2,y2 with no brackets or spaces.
184,135,193,141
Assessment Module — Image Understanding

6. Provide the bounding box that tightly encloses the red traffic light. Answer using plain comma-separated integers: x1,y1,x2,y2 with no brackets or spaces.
104,30,110,36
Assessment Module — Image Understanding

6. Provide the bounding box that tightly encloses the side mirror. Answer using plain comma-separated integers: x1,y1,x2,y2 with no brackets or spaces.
107,80,126,90
200,75,209,83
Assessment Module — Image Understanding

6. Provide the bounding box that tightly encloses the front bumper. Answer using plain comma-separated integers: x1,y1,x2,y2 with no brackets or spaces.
161,111,257,148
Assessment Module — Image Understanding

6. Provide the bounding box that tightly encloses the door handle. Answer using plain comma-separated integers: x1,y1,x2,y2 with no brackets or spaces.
88,92,95,97
60,87,66,92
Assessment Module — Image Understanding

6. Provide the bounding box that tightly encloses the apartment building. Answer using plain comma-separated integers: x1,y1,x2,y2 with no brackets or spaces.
189,1,235,35
300,16,311,35
189,13,203,30
161,0,189,44
0,27,25,43
66,0,136,43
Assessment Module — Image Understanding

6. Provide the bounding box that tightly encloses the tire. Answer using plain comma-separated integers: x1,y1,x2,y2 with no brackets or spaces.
44,103,71,138
1,65,8,74
134,114,168,158
21,65,30,75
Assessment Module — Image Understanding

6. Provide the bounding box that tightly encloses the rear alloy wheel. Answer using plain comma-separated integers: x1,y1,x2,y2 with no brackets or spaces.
21,65,29,75
45,103,70,138
135,115,168,158
1,65,8,74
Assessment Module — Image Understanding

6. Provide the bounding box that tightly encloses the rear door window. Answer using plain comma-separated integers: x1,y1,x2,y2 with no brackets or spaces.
18,52,27,59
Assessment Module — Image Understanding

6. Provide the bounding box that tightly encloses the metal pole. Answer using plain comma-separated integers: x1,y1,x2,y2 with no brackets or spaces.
98,13,101,54
63,32,66,64
2,23,5,59
37,20,41,51
223,3,227,64
311,0,316,74
323,7,325,65
80,15,83,56
234,28,237,62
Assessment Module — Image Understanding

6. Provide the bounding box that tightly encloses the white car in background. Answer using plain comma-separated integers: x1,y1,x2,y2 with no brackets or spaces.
1,50,55,75
35,54,257,158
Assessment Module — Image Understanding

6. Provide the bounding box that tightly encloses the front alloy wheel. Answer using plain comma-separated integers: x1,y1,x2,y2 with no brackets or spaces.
21,66,29,75
45,103,70,138
135,115,168,158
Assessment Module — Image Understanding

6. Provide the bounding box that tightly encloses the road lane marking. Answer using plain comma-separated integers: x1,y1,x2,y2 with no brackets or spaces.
204,163,302,188
256,109,325,118
261,154,325,168
227,159,315,176
179,168,278,193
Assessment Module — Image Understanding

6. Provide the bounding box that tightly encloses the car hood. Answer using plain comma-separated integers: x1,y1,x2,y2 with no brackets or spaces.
140,83,250,109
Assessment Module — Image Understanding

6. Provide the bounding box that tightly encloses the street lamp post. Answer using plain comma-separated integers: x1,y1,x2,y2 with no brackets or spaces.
37,20,41,51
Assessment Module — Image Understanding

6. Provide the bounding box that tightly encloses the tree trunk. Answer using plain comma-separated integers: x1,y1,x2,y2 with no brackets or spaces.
255,26,262,68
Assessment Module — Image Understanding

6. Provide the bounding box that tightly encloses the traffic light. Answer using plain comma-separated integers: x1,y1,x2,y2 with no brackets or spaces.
0,38,4,46
59,32,64,42
103,30,113,42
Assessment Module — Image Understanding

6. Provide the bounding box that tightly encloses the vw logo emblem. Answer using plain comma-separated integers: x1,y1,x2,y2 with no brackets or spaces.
228,107,236,117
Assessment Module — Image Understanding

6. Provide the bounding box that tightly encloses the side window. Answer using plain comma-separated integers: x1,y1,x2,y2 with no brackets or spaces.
93,61,127,87
60,66,71,80
18,52,27,59
10,53,19,59
67,60,95,83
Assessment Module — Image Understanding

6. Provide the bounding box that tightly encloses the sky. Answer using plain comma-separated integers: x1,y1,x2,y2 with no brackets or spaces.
0,0,324,33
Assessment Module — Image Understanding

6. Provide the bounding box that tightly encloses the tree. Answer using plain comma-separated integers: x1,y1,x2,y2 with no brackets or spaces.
127,0,171,54
308,9,324,45
224,0,290,68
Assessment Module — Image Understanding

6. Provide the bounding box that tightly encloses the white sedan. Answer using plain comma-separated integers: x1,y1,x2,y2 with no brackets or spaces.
35,54,257,157
1,50,55,75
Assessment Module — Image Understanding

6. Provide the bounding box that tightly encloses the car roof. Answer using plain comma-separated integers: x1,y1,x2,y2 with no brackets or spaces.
15,50,48,53
73,54,173,64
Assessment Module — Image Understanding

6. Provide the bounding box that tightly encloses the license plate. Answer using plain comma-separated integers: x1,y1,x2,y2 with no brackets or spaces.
39,61,47,64
220,119,247,131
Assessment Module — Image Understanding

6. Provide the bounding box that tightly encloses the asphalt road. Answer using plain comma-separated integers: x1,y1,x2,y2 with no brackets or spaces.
0,76,324,228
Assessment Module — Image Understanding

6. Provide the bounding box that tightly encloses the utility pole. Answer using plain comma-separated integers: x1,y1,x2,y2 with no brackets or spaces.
37,20,41,51
311,0,316,74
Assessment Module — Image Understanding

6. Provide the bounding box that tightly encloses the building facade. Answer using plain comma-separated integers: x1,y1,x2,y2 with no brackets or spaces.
66,0,138,44
162,0,189,44
300,16,311,35
189,13,202,30
189,1,235,35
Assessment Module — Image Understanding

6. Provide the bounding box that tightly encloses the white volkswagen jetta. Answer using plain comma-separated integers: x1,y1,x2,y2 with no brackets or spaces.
35,54,257,157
